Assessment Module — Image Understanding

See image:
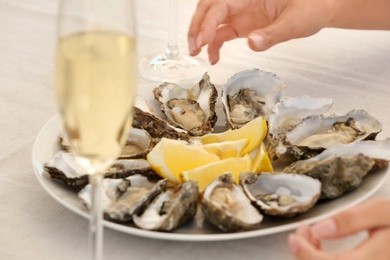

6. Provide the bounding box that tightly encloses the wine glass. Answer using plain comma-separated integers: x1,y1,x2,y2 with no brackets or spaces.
138,0,209,83
55,0,137,259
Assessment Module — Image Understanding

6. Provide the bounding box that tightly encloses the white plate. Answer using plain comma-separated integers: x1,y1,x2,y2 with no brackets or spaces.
32,114,389,241
32,83,388,241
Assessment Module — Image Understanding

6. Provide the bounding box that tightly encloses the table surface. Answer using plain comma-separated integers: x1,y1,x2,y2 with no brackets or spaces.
2,0,390,259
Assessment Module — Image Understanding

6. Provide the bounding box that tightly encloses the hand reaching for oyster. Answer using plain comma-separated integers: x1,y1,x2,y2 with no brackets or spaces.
44,69,390,233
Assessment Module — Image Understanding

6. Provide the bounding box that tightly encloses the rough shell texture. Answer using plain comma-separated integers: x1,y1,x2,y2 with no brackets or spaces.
132,106,191,141
240,172,321,217
103,178,167,222
201,173,263,232
283,139,390,199
153,73,218,136
221,68,285,129
133,181,199,231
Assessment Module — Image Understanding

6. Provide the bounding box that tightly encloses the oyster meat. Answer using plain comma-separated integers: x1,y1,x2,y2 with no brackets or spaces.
284,139,390,199
133,181,198,231
268,109,382,163
240,172,321,217
221,68,285,129
153,73,218,136
267,95,334,136
119,128,157,159
201,173,263,232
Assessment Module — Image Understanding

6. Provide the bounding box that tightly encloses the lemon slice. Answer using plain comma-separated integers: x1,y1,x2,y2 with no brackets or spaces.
201,117,267,155
147,138,220,184
181,154,252,192
251,143,273,172
202,138,249,159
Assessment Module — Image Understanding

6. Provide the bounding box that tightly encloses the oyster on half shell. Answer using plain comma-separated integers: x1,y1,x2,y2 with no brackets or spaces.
133,181,198,231
153,73,218,136
78,174,167,222
45,151,157,189
268,108,382,163
58,127,157,159
240,172,321,217
284,139,390,199
201,173,263,232
221,68,285,129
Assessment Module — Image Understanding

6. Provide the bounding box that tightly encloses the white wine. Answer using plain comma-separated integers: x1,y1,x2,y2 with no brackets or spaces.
56,31,136,173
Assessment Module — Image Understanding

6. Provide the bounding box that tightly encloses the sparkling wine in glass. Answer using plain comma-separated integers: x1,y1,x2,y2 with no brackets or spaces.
138,0,209,83
55,0,137,259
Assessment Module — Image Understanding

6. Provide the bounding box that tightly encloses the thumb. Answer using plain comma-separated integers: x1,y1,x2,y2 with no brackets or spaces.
247,20,293,51
288,234,331,260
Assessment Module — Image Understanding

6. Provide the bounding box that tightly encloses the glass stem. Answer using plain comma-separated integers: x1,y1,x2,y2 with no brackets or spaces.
164,0,180,59
89,172,104,260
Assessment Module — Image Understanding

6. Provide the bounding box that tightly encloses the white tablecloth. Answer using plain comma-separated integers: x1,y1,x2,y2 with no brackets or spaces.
1,0,390,259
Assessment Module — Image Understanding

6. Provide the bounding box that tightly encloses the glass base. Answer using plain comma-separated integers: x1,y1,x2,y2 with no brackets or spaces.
138,52,209,84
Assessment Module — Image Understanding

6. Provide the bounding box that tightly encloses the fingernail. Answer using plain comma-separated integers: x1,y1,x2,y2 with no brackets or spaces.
189,37,196,55
312,219,337,238
196,32,204,49
209,54,218,65
248,32,265,49
288,234,299,254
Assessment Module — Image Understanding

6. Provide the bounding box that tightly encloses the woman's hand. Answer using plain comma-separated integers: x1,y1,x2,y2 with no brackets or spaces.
289,198,390,260
188,0,390,65
188,0,333,64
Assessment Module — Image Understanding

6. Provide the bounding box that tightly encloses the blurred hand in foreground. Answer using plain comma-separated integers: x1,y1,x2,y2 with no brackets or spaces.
288,198,390,260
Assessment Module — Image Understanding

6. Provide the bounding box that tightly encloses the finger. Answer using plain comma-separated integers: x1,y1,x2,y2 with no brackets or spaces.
288,234,331,260
207,24,238,64
247,13,302,51
336,228,390,260
295,223,322,250
188,0,211,43
312,198,390,239
188,1,229,55
247,4,326,52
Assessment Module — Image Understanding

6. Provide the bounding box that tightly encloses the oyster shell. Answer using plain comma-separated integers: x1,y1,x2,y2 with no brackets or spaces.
266,95,334,161
268,109,382,163
283,139,390,199
153,73,218,136
78,178,131,212
45,151,157,189
78,174,167,222
133,181,198,231
240,172,321,217
267,95,334,136
133,107,191,141
58,127,157,159
104,177,167,222
221,68,285,129
119,128,157,159
201,173,263,232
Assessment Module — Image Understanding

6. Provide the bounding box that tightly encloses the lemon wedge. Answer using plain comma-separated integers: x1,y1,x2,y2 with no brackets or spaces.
202,138,249,159
201,117,267,155
147,138,220,184
251,143,273,172
181,154,252,192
